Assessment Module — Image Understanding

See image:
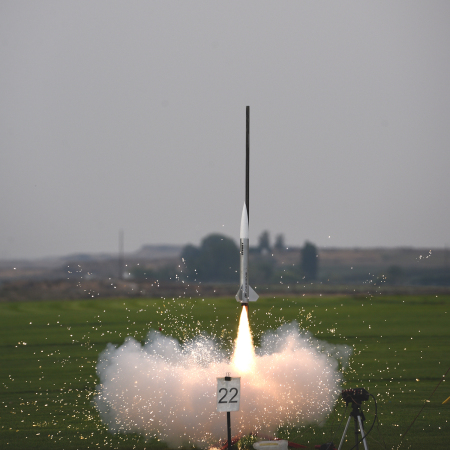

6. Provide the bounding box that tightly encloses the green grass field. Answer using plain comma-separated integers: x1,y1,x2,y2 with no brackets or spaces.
0,294,448,449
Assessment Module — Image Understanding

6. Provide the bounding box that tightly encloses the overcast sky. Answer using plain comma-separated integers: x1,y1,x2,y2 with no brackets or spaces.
1,1,450,259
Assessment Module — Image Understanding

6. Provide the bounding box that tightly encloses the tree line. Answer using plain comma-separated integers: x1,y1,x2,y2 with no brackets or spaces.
130,232,318,284
179,232,318,284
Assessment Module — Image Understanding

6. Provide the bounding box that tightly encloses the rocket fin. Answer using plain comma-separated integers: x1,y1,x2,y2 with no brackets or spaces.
248,286,259,302
235,285,258,302
235,285,244,302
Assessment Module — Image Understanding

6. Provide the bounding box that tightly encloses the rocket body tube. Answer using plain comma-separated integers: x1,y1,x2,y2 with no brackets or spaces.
236,204,258,304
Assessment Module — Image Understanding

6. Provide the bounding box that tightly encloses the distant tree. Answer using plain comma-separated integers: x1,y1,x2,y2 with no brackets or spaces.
301,241,318,280
181,234,239,282
258,230,271,253
181,244,200,266
274,234,285,251
180,244,200,279
198,234,239,282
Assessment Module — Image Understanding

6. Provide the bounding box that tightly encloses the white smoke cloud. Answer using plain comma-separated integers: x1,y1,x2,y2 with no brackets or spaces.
94,322,351,447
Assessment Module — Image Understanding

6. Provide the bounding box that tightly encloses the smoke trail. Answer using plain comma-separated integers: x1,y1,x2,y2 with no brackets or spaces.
95,322,351,447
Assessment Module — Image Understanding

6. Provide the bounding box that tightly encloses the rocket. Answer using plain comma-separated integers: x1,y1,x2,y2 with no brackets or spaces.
236,106,258,306
236,203,258,305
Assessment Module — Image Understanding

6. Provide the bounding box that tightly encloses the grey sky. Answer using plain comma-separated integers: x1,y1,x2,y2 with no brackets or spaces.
1,1,449,259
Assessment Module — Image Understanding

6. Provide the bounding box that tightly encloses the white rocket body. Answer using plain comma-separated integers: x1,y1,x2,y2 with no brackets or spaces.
236,204,259,304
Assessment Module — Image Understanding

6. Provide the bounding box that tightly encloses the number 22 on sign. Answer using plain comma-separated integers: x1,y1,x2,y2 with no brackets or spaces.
216,377,240,412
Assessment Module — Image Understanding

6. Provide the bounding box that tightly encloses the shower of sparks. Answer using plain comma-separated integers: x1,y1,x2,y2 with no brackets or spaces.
95,310,351,448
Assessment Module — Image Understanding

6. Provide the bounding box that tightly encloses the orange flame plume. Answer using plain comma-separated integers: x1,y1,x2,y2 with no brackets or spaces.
231,305,255,374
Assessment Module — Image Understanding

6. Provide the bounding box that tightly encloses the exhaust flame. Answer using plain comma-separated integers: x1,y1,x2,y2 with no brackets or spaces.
231,306,255,373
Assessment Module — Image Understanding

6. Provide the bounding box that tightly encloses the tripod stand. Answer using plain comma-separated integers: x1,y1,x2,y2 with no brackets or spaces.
337,398,369,450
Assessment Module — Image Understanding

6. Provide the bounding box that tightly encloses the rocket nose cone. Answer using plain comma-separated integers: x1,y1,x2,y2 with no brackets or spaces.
240,204,249,238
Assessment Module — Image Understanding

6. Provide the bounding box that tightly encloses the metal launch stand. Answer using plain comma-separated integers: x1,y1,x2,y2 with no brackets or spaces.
338,389,369,450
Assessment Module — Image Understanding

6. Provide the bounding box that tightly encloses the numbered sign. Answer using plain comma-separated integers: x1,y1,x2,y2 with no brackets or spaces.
216,377,240,412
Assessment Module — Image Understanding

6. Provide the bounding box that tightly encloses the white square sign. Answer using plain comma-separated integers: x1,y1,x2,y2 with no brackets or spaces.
216,377,240,412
